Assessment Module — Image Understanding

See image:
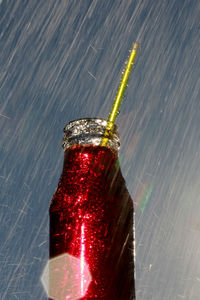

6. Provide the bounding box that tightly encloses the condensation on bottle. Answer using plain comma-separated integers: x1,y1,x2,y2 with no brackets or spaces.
49,118,135,300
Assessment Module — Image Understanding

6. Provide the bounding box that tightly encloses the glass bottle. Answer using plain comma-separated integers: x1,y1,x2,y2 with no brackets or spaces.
49,118,135,300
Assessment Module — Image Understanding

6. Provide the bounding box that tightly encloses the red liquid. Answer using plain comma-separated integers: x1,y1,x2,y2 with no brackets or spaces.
49,145,135,299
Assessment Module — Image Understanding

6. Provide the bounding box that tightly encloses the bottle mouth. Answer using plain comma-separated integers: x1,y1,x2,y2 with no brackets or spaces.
62,118,120,152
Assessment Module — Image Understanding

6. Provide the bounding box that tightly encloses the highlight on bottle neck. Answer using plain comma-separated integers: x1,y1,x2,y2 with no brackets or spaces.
62,118,120,152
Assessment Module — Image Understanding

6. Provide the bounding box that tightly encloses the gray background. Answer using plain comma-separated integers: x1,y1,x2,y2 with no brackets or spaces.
0,0,199,299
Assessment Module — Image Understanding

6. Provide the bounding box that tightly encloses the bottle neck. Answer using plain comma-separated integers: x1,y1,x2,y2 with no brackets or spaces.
62,118,120,153
63,144,117,172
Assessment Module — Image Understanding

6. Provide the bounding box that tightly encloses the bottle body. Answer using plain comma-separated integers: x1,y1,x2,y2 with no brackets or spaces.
49,119,135,299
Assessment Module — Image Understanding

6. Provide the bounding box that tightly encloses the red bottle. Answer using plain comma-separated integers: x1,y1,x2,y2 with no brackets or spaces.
49,118,135,300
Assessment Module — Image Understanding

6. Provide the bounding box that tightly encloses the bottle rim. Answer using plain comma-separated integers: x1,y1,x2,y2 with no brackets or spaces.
62,118,120,152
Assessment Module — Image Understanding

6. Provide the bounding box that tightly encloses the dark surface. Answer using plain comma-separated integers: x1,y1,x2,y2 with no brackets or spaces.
0,0,200,299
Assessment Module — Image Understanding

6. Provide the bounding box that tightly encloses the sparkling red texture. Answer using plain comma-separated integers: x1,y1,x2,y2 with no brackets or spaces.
49,145,135,299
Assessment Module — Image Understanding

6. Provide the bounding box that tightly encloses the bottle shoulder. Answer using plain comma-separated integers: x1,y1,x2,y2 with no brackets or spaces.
49,145,132,213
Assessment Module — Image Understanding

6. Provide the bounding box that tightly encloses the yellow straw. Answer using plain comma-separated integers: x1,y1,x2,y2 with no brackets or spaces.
101,42,140,146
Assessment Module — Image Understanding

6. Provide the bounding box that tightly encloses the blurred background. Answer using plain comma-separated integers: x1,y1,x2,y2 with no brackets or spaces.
0,0,199,299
